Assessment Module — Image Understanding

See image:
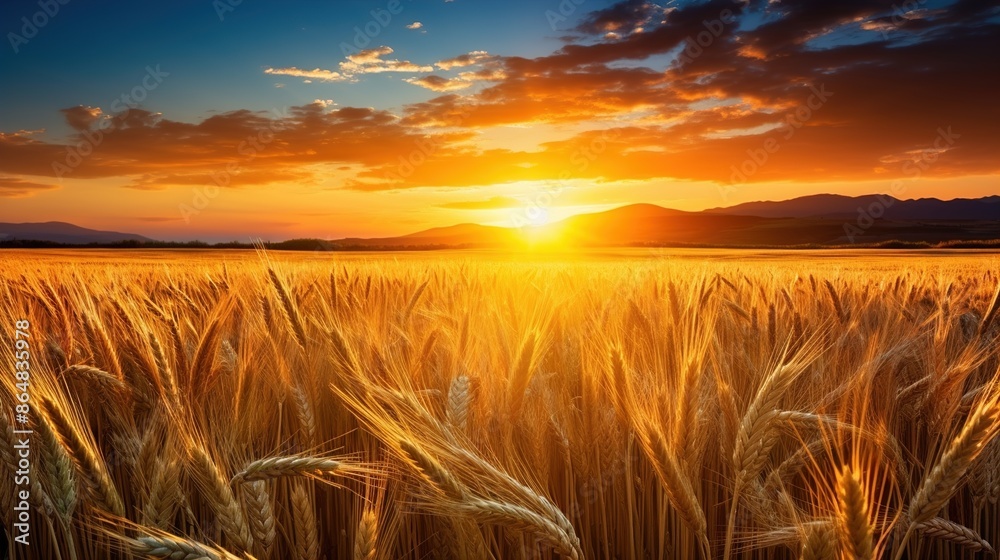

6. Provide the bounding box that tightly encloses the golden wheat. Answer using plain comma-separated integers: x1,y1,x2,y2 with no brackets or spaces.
1,250,998,559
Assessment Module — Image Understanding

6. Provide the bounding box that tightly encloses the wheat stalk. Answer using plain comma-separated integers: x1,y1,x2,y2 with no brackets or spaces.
37,415,77,521
915,518,994,553
268,267,308,348
799,521,837,560
149,331,181,409
243,481,276,558
399,440,465,500
892,397,1000,559
354,508,378,560
446,375,471,433
636,418,710,559
508,331,538,415
726,359,813,560
459,497,582,560
291,483,319,560
130,532,246,560
144,458,183,529
189,445,254,552
231,455,352,485
61,364,127,393
909,399,1000,524
837,466,873,560
291,385,318,445
824,280,846,323
41,398,125,517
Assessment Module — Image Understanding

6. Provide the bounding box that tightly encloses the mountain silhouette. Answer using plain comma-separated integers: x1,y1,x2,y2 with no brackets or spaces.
3,194,997,248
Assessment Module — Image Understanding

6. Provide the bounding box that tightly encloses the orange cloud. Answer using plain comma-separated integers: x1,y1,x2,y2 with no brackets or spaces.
405,75,473,92
435,50,494,70
437,196,522,209
3,0,999,197
0,176,59,198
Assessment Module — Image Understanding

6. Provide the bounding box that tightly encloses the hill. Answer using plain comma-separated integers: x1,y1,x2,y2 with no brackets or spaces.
705,194,1000,220
0,222,153,244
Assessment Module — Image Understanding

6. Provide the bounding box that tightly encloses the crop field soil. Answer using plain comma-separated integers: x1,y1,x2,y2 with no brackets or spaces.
1,249,999,560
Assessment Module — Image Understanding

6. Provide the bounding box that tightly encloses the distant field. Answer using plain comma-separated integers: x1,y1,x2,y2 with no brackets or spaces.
1,249,999,559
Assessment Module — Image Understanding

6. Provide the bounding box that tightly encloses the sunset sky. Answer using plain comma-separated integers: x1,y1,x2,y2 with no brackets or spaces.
1,0,997,241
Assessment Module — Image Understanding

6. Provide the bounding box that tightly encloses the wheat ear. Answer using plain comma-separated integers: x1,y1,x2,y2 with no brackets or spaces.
837,467,873,560
915,518,994,553
268,267,308,348
354,507,378,560
908,400,1000,524
130,532,245,560
636,418,710,559
37,414,77,521
243,480,276,558
189,445,254,552
399,440,465,500
41,398,125,517
446,374,471,433
231,455,350,485
799,521,837,560
459,497,583,560
143,458,182,529
291,483,319,560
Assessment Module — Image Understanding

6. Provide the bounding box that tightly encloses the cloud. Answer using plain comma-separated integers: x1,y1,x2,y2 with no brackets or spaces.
347,45,395,64
340,46,433,74
435,50,493,70
405,75,473,92
407,51,505,91
5,1,1000,195
0,102,474,190
437,196,522,209
265,47,433,85
575,0,664,36
136,216,184,223
406,21,423,29
60,106,103,131
264,67,347,82
0,176,59,198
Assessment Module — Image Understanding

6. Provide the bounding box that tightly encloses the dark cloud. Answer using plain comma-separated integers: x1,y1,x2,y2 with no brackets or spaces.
575,0,665,35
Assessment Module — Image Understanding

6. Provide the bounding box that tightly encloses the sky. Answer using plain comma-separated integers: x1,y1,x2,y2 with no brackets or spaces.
0,0,998,242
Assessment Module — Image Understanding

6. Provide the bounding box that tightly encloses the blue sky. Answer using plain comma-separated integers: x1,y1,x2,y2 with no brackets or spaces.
1,0,590,137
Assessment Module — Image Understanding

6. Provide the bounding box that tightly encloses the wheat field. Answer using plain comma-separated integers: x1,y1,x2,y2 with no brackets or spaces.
1,249,999,560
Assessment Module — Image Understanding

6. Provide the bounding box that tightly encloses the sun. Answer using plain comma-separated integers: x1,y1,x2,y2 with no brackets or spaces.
518,219,569,250
527,208,551,227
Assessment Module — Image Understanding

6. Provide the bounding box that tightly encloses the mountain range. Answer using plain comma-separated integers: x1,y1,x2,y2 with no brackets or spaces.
705,194,1000,220
2,194,997,248
328,195,1000,249
0,221,152,244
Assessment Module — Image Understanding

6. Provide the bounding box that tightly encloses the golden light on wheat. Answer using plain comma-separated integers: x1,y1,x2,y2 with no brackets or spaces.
1,250,998,559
